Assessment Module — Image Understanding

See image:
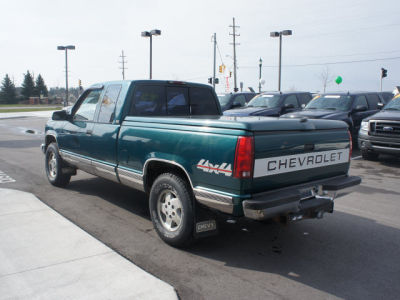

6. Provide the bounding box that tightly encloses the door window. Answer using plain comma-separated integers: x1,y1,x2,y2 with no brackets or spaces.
233,95,246,106
354,95,368,109
283,95,299,108
298,93,312,106
74,90,102,121
97,85,122,123
366,94,380,109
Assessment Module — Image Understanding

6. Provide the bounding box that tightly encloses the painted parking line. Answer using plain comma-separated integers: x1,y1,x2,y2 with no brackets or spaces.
0,170,16,183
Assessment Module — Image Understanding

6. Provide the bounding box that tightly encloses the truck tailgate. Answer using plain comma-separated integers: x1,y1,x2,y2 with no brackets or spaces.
251,128,350,194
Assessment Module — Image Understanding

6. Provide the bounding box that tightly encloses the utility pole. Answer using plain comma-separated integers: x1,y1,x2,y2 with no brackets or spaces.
229,17,240,92
119,50,128,80
212,33,217,89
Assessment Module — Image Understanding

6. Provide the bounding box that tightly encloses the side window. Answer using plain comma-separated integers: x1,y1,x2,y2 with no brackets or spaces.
129,85,166,116
284,95,299,108
245,94,256,102
97,85,122,123
366,94,380,109
74,90,102,121
167,87,189,115
189,87,219,115
233,95,246,106
354,95,368,108
298,93,312,106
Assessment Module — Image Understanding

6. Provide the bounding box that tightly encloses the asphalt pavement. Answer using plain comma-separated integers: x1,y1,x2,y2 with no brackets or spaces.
0,113,399,299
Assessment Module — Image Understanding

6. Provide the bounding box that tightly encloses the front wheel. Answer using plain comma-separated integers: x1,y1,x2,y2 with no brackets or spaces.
149,173,194,247
45,143,71,187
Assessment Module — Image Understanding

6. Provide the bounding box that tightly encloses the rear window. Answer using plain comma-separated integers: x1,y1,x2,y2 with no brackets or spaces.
190,87,219,115
128,84,219,116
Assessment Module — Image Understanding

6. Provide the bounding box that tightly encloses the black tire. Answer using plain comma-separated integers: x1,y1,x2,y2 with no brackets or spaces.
361,150,379,161
149,173,194,247
45,143,71,187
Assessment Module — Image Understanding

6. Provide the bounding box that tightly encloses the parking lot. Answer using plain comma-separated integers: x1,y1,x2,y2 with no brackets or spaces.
1,115,399,299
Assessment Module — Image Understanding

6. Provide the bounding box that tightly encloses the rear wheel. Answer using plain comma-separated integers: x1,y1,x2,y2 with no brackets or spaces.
361,150,379,161
149,173,194,247
45,143,71,187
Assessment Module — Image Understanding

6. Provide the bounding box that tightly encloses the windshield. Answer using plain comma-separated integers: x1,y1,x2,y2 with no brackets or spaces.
217,94,232,106
305,95,352,111
247,94,281,108
384,95,400,111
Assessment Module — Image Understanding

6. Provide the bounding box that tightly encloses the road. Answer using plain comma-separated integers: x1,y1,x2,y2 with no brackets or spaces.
1,116,399,299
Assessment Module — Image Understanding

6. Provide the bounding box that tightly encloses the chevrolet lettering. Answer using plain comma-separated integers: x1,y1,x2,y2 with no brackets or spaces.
42,80,361,247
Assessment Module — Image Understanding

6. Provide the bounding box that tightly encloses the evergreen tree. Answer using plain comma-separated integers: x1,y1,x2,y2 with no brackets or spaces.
0,74,17,104
35,74,48,97
21,71,35,99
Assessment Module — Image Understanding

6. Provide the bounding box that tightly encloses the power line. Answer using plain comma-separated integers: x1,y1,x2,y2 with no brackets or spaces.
239,56,400,69
216,41,224,65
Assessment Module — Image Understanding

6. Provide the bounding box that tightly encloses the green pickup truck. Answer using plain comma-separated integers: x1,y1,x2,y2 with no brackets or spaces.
42,80,361,246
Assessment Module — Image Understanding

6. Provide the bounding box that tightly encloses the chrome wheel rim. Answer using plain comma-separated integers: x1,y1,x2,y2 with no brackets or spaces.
48,152,57,179
157,190,183,232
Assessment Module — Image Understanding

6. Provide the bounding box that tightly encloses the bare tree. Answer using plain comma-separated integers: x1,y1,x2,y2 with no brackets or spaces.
319,66,333,93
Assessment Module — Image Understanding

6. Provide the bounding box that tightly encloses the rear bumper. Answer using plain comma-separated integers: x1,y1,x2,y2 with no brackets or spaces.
242,175,361,220
358,131,400,155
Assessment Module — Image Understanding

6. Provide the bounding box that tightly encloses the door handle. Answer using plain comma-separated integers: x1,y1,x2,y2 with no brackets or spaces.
86,130,93,135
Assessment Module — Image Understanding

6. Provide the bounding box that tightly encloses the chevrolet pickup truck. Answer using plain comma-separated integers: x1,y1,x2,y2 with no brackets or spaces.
42,80,361,247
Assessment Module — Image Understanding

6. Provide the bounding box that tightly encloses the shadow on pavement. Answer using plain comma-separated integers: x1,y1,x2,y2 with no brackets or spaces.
63,176,400,300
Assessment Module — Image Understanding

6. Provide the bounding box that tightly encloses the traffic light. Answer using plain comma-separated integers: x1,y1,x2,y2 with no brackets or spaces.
381,68,387,78
215,78,219,84
219,65,223,73
229,71,232,78
208,77,212,84
78,79,82,87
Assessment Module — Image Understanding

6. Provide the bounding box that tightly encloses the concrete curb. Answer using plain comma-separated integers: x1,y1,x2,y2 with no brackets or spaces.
0,188,178,300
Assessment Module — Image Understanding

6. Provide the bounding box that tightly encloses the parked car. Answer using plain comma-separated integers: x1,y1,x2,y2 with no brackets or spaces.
217,92,257,111
42,80,360,247
223,91,312,117
358,94,400,160
282,92,385,139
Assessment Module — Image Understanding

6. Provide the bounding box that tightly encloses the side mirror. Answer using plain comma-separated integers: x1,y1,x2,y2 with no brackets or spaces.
377,102,384,110
301,104,306,109
52,110,69,121
284,103,295,110
353,105,367,113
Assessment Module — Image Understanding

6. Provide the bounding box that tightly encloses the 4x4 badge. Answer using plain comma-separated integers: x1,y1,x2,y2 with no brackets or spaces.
197,159,232,176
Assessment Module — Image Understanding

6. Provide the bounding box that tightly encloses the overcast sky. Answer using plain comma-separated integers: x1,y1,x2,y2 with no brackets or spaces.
1,0,399,93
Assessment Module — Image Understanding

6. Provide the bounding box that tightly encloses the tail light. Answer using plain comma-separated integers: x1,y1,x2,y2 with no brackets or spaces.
233,136,254,178
348,130,352,161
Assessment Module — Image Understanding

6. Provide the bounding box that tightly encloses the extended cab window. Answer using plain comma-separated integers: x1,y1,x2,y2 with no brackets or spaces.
189,87,219,115
74,89,102,121
167,87,189,115
130,85,166,116
97,85,122,123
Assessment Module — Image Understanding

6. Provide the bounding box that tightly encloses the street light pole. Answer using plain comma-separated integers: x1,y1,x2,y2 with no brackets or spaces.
270,30,292,91
259,57,262,93
57,45,75,107
142,29,161,80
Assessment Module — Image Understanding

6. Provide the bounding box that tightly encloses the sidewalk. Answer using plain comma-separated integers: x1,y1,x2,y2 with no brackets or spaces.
0,188,178,299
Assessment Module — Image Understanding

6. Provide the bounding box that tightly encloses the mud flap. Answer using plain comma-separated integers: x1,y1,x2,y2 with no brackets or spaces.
193,202,218,239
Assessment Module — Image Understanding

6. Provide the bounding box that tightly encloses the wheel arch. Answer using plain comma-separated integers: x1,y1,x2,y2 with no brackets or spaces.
143,158,194,195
